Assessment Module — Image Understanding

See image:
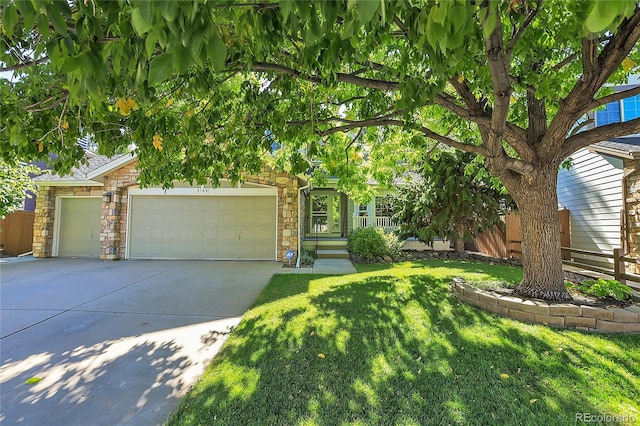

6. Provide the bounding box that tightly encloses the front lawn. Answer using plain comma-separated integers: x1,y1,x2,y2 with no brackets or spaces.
169,260,640,425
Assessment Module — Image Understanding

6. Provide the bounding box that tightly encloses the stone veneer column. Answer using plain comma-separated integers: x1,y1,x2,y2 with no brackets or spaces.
100,188,121,260
625,159,640,274
32,186,55,257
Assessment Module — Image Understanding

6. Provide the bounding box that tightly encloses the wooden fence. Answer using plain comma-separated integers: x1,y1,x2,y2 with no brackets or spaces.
562,247,640,286
0,211,35,256
467,209,570,260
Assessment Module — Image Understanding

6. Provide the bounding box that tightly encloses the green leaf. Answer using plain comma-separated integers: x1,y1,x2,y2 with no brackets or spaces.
25,377,42,385
148,53,173,86
173,44,192,74
46,3,68,35
584,0,620,34
14,0,35,30
145,32,157,58
136,61,146,86
430,4,447,25
280,0,293,21
355,0,379,25
449,4,469,32
131,7,153,35
158,0,178,22
206,32,227,73
1,4,18,37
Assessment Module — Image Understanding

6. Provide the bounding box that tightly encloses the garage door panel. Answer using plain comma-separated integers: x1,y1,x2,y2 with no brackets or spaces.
58,198,101,258
129,195,276,259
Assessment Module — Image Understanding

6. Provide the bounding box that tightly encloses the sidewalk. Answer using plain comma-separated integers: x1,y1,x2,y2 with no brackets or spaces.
279,258,357,275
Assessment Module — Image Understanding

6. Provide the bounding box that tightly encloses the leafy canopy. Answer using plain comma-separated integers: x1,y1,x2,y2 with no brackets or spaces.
0,160,39,218
1,0,638,197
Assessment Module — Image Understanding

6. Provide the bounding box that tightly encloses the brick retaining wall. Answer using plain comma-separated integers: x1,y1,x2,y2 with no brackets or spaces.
451,278,640,333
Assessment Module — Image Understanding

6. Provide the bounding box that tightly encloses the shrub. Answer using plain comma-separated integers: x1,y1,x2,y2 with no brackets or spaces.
568,278,633,301
383,231,403,259
348,227,400,262
301,249,315,266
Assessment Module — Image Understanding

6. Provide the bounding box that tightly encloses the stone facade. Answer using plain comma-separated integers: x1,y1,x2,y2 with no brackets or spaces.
625,158,640,274
33,160,300,262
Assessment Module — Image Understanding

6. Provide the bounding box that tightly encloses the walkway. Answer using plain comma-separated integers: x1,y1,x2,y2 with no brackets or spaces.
279,258,358,275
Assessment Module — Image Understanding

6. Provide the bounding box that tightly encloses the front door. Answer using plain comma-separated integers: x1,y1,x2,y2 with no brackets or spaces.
310,192,341,235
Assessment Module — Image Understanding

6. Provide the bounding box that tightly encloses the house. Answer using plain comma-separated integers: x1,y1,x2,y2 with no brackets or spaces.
33,152,301,261
32,149,449,262
557,81,640,271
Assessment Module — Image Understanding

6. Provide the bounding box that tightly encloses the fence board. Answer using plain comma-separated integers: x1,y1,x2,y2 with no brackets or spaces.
0,211,35,256
505,212,522,259
466,224,506,258
468,210,570,261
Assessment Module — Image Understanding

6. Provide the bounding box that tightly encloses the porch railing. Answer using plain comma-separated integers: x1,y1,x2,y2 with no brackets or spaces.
353,216,398,232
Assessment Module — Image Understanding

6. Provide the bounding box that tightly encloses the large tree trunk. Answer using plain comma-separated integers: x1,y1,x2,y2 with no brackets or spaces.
453,223,465,253
509,169,572,301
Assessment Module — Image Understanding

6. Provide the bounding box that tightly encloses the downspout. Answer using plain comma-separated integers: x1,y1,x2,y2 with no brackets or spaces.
296,180,312,270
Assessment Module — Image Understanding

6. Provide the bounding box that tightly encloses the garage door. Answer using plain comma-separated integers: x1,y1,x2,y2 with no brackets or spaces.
57,198,101,257
128,196,276,259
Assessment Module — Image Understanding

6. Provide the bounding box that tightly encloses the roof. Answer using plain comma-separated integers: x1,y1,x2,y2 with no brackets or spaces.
589,136,640,160
34,153,129,186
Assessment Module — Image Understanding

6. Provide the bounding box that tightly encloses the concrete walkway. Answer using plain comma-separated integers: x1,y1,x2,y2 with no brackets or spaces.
280,258,357,275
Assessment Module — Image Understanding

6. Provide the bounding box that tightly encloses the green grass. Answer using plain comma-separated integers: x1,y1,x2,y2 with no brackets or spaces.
169,260,640,426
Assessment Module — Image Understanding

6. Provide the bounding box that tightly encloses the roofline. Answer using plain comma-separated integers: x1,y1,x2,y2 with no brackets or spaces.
36,180,104,187
86,153,137,180
588,145,640,160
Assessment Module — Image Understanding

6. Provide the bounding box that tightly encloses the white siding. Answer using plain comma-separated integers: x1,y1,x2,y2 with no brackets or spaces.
557,148,623,265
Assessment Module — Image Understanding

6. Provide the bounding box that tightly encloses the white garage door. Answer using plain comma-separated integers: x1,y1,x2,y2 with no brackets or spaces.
128,195,276,259
57,198,101,257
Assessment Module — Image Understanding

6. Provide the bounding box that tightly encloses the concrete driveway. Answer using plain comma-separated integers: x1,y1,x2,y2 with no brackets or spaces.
0,259,282,425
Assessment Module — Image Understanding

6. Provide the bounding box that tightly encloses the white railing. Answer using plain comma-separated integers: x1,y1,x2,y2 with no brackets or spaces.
353,216,399,232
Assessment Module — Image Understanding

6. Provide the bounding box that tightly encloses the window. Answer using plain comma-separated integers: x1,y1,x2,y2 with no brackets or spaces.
595,101,621,126
357,203,368,217
594,93,640,126
375,196,393,217
623,95,640,121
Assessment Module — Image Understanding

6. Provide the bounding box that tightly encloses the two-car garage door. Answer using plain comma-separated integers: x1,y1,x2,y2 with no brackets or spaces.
127,195,276,260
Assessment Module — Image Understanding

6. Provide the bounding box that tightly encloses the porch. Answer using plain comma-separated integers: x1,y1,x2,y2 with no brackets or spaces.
351,215,398,233
303,188,398,239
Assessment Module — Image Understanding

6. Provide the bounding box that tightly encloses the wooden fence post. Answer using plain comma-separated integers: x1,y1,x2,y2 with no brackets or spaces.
613,248,626,284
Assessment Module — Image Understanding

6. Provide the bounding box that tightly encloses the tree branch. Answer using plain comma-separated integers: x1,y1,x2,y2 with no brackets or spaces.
505,0,542,63
482,4,512,157
552,52,579,72
252,62,399,91
0,57,49,73
561,117,640,158
581,37,599,82
587,85,640,111
435,85,531,160
544,7,640,154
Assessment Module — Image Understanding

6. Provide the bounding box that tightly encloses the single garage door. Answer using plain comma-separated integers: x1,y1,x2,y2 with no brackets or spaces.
128,196,276,259
57,198,101,257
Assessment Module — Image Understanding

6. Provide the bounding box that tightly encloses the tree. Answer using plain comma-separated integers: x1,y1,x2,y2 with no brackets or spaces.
1,1,640,300
0,160,38,218
391,150,510,253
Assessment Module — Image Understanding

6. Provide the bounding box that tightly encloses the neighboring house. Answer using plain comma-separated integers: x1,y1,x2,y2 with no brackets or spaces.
557,82,640,271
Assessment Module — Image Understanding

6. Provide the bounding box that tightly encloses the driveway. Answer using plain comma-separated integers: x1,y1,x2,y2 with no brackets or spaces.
0,259,282,425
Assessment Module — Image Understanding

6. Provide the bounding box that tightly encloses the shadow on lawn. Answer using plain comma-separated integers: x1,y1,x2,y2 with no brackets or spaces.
170,268,640,426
